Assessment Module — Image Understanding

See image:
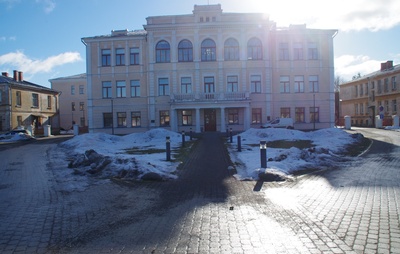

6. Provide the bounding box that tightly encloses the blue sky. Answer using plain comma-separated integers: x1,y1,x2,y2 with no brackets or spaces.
1,0,400,87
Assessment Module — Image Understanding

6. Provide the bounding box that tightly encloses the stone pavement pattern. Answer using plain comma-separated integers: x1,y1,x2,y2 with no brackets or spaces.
0,129,399,253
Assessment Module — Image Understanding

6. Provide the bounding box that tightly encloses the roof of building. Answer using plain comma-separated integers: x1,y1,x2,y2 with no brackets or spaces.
341,62,400,86
0,74,58,94
82,29,147,41
49,73,86,81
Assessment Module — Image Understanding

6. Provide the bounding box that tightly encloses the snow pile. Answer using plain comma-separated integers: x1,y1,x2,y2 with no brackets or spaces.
59,128,185,181
228,128,362,180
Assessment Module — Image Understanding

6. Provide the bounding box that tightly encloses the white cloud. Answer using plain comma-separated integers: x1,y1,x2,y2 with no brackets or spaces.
335,55,382,81
251,0,400,31
0,50,82,75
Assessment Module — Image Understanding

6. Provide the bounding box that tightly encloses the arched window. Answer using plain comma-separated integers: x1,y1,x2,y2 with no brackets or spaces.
156,40,170,63
224,38,239,61
201,39,216,62
178,39,193,62
247,37,263,60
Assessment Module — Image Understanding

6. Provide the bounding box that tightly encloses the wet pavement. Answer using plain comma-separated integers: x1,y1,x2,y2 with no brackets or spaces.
0,129,399,253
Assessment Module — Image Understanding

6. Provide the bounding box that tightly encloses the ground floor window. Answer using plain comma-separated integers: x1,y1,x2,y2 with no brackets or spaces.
252,108,261,124
182,110,192,125
103,113,113,128
295,107,305,123
280,107,291,118
117,112,127,127
228,109,239,124
80,117,85,127
131,111,141,127
160,110,170,126
310,107,319,123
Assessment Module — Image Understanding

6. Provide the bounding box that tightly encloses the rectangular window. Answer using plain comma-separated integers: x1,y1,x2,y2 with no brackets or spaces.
158,78,169,96
79,102,84,111
279,43,289,60
280,76,290,93
130,80,140,97
293,42,303,60
295,107,305,123
252,108,262,124
71,102,75,111
103,113,113,128
16,91,21,106
294,76,304,93
130,48,140,65
116,81,126,98
310,107,319,122
32,93,39,107
117,112,127,127
355,104,359,115
182,110,192,125
384,78,389,93
355,85,358,97
102,49,111,66
204,77,215,93
131,111,141,127
79,85,84,94
385,100,389,112
181,77,192,94
228,109,239,124
360,103,364,114
102,81,112,98
250,75,261,93
71,85,75,95
309,75,319,92
308,42,318,60
392,99,397,112
227,76,238,92
392,76,397,90
115,48,125,66
160,110,170,126
280,107,291,118
377,80,382,94
365,83,369,96
47,96,52,109
359,84,363,95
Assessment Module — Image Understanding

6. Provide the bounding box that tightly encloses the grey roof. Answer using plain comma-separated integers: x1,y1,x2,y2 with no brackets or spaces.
82,29,147,41
0,75,58,94
49,73,86,81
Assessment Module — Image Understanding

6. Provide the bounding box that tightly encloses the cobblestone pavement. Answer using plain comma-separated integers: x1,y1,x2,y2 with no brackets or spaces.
0,128,399,253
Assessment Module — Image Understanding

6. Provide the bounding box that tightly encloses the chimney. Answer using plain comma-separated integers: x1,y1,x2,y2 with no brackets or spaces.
18,71,23,81
13,70,19,81
381,62,387,71
386,60,393,69
1,72,8,77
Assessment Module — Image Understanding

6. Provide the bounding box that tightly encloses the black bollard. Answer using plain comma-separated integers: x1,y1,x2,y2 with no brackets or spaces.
237,135,241,152
229,128,233,143
166,136,171,161
260,140,267,168
181,131,185,147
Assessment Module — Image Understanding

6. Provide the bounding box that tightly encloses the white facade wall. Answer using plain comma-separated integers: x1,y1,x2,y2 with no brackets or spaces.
82,5,337,134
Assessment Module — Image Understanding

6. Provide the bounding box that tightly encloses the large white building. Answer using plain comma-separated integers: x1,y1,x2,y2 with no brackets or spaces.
82,4,337,134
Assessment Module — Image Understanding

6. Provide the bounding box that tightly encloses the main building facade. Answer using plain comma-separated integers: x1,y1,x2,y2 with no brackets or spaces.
82,4,337,134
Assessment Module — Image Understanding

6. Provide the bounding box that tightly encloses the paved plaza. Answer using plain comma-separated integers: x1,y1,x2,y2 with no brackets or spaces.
0,128,399,253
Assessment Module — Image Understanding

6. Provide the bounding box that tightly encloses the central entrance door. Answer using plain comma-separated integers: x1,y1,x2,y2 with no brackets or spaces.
204,109,216,131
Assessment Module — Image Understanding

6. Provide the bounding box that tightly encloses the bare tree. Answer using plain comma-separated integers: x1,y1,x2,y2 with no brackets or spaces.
334,75,345,92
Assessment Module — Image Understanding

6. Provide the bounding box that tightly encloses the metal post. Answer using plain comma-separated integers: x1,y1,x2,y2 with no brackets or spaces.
229,128,233,143
166,136,171,161
260,140,267,168
237,135,241,152
190,128,192,140
181,130,185,147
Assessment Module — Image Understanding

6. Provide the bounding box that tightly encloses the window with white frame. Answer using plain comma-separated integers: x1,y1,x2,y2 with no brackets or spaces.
158,78,169,96
131,111,141,127
252,108,262,124
201,39,216,61
279,42,289,60
178,40,193,62
79,85,84,94
101,49,111,66
182,110,192,125
181,77,192,94
227,75,238,92
117,112,127,127
130,80,140,97
247,37,262,60
250,75,261,93
115,48,125,66
116,81,126,98
228,109,239,124
32,93,39,107
102,81,112,98
130,48,140,65
293,42,303,60
392,99,397,113
308,42,318,60
294,76,304,93
224,38,239,61
156,40,170,63
392,76,397,90
280,76,290,93
160,110,170,126
309,75,319,92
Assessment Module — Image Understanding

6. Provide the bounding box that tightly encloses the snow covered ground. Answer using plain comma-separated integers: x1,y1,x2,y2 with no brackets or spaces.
4,126,398,192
